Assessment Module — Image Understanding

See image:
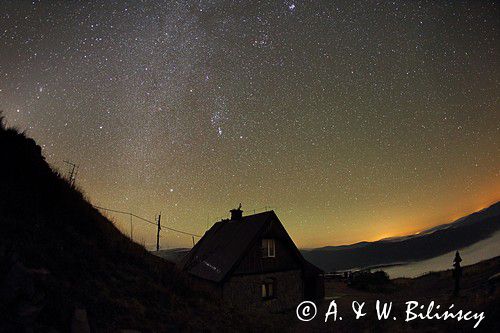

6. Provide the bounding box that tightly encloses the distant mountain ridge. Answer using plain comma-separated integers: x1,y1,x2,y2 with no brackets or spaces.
302,202,500,272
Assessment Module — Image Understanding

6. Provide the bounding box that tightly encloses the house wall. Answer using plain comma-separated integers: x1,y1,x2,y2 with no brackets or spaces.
304,269,325,300
222,270,303,313
232,224,302,275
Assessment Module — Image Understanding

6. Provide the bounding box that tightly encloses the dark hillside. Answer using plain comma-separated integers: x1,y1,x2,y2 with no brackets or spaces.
0,116,252,332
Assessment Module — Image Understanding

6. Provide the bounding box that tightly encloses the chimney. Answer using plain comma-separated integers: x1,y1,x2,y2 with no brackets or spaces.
230,204,243,221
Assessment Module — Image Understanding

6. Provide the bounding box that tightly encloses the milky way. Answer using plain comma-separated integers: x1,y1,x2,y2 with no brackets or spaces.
1,1,499,248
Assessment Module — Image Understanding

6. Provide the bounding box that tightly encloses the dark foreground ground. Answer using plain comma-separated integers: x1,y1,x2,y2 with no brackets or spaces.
0,116,261,332
267,256,500,332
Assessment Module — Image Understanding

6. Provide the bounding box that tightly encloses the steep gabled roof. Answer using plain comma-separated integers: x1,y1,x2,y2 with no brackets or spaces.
180,210,311,283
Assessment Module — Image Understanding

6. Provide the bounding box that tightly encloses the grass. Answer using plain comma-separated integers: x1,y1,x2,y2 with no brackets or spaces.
0,114,260,332
286,256,500,332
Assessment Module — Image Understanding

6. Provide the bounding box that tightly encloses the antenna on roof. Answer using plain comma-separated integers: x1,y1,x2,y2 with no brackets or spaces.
63,160,78,187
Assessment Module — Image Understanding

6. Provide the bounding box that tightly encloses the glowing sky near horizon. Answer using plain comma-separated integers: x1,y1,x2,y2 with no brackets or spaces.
1,1,499,248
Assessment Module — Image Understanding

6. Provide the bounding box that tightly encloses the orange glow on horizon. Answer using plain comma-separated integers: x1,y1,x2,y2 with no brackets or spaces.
295,193,500,249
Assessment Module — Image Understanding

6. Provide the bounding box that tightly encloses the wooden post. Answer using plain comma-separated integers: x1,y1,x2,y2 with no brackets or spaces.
156,213,161,251
130,213,133,240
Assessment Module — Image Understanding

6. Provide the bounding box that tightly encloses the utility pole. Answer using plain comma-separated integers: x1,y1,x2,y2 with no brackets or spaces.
156,213,161,251
192,236,195,247
129,213,133,241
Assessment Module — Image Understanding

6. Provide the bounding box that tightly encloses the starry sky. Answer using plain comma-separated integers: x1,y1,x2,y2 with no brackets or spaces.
1,1,499,249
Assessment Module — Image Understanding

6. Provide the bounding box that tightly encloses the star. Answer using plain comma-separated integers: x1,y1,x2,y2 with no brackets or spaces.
0,0,497,248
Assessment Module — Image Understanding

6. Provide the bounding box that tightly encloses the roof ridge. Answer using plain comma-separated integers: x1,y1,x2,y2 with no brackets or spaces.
181,211,276,282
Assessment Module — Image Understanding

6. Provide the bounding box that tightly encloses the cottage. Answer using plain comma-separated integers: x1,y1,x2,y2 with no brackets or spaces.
180,207,324,312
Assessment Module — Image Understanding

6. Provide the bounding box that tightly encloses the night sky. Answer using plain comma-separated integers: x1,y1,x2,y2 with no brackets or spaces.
1,1,499,248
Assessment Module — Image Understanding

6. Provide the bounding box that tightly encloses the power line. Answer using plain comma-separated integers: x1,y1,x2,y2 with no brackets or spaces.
93,205,201,238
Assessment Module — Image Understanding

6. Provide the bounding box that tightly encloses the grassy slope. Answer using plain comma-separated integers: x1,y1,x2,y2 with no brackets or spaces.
288,256,500,332
0,118,255,332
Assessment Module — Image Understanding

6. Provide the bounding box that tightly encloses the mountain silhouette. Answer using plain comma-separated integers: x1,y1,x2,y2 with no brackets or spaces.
0,115,252,331
302,202,500,272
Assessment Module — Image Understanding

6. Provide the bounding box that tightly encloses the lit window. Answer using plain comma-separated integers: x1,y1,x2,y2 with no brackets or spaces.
261,239,276,258
262,278,276,299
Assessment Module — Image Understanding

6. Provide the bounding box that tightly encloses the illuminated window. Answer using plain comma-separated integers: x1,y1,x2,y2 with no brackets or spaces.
261,278,276,299
261,239,275,258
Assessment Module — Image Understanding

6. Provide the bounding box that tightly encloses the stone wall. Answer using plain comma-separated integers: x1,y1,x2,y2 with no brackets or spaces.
222,270,303,313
